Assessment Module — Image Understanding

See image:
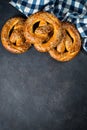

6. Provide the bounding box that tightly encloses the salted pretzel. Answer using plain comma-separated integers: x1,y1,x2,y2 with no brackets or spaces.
49,22,81,62
1,17,31,54
24,11,62,52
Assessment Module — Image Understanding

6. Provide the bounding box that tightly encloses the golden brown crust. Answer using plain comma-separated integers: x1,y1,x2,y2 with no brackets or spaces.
0,12,82,62
24,11,62,52
49,22,81,62
1,17,31,54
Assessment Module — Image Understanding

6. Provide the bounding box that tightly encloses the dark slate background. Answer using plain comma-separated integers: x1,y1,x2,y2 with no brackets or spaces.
0,1,87,130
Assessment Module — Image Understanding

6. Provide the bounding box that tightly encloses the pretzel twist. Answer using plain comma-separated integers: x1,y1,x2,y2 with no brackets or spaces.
1,17,31,54
49,22,81,62
1,12,82,62
24,11,62,52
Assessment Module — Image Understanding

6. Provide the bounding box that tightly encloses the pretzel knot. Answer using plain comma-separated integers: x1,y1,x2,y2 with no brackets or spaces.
24,11,62,52
1,17,31,54
49,22,81,62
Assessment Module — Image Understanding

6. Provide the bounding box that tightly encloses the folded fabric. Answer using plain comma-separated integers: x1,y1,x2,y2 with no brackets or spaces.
9,0,87,52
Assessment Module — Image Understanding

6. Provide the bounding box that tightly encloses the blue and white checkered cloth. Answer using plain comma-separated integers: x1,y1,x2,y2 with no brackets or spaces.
10,0,87,52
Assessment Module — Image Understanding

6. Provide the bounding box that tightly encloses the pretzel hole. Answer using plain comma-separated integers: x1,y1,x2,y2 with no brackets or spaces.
13,42,16,46
9,26,14,37
66,30,73,43
64,48,68,52
33,21,40,32
9,26,17,46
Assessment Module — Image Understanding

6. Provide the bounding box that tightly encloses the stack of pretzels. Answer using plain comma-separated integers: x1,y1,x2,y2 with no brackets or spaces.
1,11,81,62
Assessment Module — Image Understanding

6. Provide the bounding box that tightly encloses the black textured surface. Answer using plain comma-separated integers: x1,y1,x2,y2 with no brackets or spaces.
0,1,87,130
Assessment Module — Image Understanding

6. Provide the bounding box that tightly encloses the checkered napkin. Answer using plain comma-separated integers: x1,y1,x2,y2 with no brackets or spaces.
10,0,87,52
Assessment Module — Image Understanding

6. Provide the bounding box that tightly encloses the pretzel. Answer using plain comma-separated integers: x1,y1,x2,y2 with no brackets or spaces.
1,17,31,54
49,22,81,62
24,11,62,52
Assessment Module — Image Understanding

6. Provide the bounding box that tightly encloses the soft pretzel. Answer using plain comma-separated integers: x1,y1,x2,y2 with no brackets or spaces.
49,22,81,62
1,17,31,54
24,11,62,52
